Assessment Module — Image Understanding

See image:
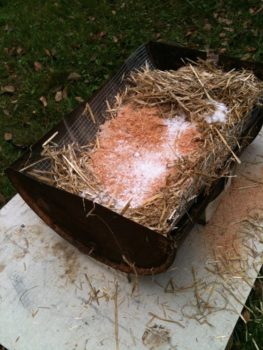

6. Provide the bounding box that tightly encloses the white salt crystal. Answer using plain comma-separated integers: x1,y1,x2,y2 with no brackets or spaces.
206,102,228,124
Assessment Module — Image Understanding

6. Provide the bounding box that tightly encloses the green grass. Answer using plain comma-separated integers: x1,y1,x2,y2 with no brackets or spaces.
0,0,262,348
230,269,263,350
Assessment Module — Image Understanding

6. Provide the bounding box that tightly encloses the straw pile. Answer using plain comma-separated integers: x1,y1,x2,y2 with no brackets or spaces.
26,60,263,234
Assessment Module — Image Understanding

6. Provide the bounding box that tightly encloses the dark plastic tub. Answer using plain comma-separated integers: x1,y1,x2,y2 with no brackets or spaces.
6,42,263,275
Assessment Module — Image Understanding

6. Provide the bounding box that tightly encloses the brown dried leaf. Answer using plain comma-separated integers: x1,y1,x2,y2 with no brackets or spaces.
44,48,51,57
4,132,12,141
39,96,48,107
62,87,68,99
246,47,257,53
55,91,63,102
34,61,42,72
75,96,84,103
219,48,227,53
67,72,81,81
249,7,262,15
185,28,196,37
44,48,57,58
242,309,251,322
2,85,15,94
16,47,25,55
98,31,107,38
218,17,233,25
224,27,234,32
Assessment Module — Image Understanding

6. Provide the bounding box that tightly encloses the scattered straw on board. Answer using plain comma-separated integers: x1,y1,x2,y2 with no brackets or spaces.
24,59,263,234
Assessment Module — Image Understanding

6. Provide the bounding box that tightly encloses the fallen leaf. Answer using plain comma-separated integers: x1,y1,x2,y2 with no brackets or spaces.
1,85,15,94
112,10,116,15
34,61,42,72
16,47,25,55
112,35,118,43
62,87,68,99
39,96,48,107
204,21,212,31
248,7,262,15
217,17,233,25
67,72,81,81
3,109,10,116
242,309,251,322
75,96,84,103
98,31,107,38
246,47,257,52
185,28,196,37
155,33,161,39
44,48,51,57
55,90,63,102
224,27,234,32
4,132,12,141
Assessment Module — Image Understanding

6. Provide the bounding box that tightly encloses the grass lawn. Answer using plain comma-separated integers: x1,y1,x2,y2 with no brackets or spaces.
0,0,262,349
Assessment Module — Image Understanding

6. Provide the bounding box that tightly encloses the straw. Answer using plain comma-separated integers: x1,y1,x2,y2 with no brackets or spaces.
25,60,263,234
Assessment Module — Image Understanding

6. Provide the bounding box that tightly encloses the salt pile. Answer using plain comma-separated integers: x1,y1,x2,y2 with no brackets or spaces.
90,104,201,208
206,102,228,124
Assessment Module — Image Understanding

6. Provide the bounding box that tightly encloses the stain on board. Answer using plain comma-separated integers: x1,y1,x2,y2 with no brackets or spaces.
2,223,80,283
0,263,5,273
142,324,174,350
52,240,80,283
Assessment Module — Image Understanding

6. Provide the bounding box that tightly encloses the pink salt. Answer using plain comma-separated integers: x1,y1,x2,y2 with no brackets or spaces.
90,104,201,208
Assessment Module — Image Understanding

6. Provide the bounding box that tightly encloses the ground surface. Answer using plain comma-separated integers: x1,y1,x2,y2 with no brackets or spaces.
0,1,262,349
